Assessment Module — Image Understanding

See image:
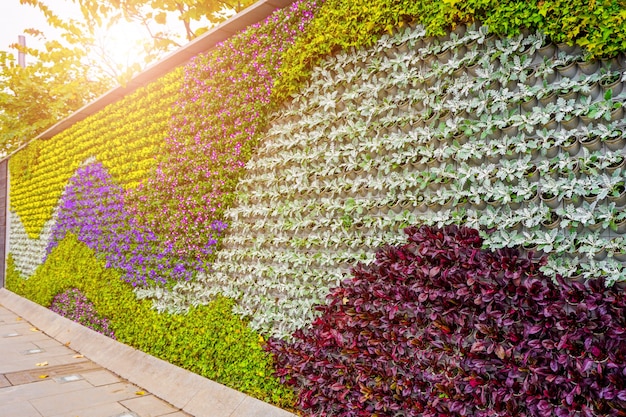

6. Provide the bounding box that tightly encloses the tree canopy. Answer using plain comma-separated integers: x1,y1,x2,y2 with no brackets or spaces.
0,0,255,156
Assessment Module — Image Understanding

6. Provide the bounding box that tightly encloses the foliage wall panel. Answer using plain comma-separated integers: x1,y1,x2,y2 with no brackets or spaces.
8,70,183,240
202,24,626,338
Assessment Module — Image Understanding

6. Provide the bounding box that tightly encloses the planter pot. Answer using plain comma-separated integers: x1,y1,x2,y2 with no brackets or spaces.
556,43,582,55
436,48,452,64
399,198,414,210
525,166,540,183
580,82,602,102
605,136,626,152
440,197,454,210
502,125,519,138
605,53,626,71
568,270,586,284
489,150,504,164
542,144,560,159
558,89,578,101
583,193,598,204
577,59,600,75
560,116,580,131
396,42,410,55
609,188,626,208
413,100,426,113
387,203,403,215
421,54,437,70
523,190,540,206
411,160,428,171
580,134,602,152
540,192,561,209
556,61,578,79
522,243,539,256
613,250,626,262
587,221,604,232
609,106,624,123
379,84,398,99
474,34,497,51
600,76,623,97
451,66,466,79
614,219,626,234
485,196,500,207
606,155,626,174
563,195,583,208
593,248,608,261
539,91,558,107
562,137,581,156
414,201,429,214
509,221,524,232
521,96,538,112
535,43,557,61
543,118,559,132
466,62,481,78
471,200,487,211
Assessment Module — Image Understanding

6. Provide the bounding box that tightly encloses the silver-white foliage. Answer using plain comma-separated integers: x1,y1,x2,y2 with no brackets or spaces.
169,24,626,338
9,210,56,278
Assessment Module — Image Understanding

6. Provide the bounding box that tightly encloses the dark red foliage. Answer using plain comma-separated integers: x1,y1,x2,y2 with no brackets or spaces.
267,225,626,417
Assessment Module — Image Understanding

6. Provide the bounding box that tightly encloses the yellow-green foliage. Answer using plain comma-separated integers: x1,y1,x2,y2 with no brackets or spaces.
8,68,183,239
6,234,295,408
275,0,626,102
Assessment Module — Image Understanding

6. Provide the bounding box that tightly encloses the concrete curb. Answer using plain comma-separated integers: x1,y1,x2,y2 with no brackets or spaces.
0,288,296,417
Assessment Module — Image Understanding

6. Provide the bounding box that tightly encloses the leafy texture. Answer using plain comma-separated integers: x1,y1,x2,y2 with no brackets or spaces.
275,0,626,102
0,29,111,155
6,234,295,408
8,68,182,240
46,161,224,286
269,225,626,416
125,0,318,265
50,288,115,338
211,23,626,338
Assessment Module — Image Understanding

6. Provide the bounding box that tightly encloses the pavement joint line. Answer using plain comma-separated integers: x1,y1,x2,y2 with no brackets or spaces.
3,360,100,386
22,348,45,355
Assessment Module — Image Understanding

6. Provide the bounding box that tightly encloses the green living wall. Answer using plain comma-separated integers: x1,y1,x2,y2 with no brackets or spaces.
6,0,626,413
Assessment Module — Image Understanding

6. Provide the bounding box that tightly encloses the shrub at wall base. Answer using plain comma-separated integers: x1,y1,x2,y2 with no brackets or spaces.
6,234,295,409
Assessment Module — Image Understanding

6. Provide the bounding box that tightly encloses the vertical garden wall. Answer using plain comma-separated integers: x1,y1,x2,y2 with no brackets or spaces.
4,0,626,414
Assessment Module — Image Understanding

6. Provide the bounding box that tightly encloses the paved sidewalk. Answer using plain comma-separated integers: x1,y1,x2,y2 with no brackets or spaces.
0,289,296,417
0,303,188,417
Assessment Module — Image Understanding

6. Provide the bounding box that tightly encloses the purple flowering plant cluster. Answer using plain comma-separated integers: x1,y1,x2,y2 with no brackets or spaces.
50,288,115,339
125,0,318,264
47,162,226,287
40,1,320,288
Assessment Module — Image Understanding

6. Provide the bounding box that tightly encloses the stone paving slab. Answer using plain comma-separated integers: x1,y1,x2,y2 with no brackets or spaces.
0,289,297,417
0,296,190,417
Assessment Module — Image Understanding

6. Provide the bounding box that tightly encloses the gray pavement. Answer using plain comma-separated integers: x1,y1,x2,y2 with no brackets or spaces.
0,289,296,417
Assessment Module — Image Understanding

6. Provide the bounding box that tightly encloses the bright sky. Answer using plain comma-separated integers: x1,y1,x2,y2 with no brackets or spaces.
0,0,65,59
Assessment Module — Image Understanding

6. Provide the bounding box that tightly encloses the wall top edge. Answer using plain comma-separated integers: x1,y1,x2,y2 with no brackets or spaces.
1,0,296,163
